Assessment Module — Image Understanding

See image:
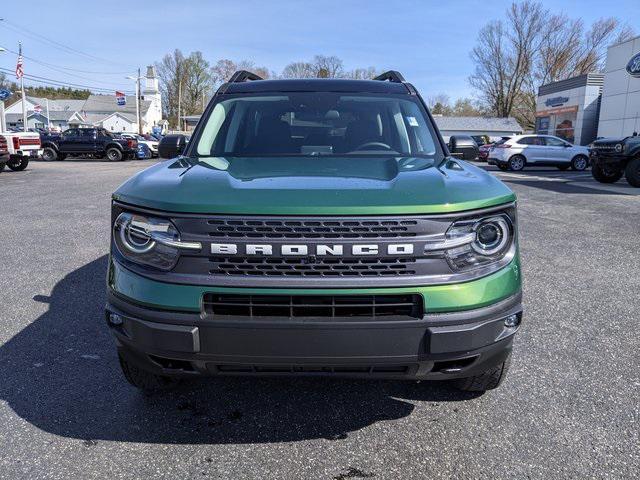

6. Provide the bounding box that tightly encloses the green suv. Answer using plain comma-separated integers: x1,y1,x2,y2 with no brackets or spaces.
107,71,522,393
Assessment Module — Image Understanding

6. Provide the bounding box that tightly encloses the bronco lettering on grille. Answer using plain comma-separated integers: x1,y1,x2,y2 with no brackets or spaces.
211,243,414,256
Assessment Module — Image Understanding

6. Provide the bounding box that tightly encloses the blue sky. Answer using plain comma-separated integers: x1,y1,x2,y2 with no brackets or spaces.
1,0,639,100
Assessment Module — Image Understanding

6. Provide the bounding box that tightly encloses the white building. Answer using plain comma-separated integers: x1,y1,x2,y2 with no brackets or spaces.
4,65,163,133
598,35,640,137
433,116,523,142
535,73,604,145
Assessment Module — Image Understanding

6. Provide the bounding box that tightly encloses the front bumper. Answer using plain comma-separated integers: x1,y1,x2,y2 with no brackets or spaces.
590,151,625,166
106,259,522,380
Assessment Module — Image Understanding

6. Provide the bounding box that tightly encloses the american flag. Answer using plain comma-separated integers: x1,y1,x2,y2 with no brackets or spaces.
16,45,24,79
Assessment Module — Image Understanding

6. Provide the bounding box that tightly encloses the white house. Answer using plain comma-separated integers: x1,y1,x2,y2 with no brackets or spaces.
4,65,164,133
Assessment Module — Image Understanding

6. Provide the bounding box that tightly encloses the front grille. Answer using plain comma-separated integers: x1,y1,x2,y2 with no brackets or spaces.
202,293,424,319
209,256,417,277
204,218,419,239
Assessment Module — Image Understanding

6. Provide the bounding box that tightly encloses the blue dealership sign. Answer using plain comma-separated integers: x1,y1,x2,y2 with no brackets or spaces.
0,89,12,101
627,52,640,78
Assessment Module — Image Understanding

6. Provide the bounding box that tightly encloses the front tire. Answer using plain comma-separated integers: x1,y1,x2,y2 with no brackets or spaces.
571,155,588,171
453,354,511,392
42,147,58,161
106,147,123,162
591,163,623,184
119,354,181,393
508,155,525,171
8,156,29,171
624,157,640,187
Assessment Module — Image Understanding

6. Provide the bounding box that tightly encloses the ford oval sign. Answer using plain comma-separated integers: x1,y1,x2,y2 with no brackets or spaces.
0,89,12,101
627,52,640,78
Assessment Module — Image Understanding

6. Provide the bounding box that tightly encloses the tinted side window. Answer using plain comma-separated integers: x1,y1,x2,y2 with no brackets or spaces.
545,137,565,147
517,137,533,145
81,129,95,137
63,129,78,137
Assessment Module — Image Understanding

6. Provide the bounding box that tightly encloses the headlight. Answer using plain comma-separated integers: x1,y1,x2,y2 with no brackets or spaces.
113,212,200,271
425,209,516,272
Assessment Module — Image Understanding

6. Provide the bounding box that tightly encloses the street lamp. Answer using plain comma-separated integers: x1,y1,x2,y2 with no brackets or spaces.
125,70,143,135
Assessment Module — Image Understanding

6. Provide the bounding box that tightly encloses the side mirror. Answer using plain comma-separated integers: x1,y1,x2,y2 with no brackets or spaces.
448,135,479,161
158,134,188,159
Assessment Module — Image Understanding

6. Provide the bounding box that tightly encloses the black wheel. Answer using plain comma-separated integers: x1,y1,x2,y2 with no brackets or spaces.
591,163,623,184
42,147,58,161
557,165,570,171
106,147,123,162
453,354,511,392
118,354,181,393
8,156,29,171
624,157,640,187
571,155,588,171
508,155,525,171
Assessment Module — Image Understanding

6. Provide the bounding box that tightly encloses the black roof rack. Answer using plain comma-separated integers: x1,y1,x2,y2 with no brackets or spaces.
228,70,263,83
373,71,406,83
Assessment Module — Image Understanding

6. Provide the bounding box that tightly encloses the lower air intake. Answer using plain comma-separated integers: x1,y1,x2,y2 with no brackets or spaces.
202,293,424,319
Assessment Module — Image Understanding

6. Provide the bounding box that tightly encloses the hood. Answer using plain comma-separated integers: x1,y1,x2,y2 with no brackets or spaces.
592,137,627,145
113,156,516,215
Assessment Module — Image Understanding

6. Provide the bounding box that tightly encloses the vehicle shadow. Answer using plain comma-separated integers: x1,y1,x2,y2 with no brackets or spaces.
0,255,479,445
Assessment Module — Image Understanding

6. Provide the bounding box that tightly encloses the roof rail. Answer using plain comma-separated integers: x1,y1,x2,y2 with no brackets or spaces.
228,70,263,83
373,71,406,83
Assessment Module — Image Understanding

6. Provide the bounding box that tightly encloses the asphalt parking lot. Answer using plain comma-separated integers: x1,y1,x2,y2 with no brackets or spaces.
0,158,638,480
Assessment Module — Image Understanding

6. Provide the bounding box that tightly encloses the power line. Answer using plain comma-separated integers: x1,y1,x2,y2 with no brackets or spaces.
0,66,134,94
1,48,134,89
0,18,138,69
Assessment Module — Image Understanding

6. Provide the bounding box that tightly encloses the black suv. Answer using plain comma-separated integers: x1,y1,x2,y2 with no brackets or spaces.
41,128,138,162
590,134,640,187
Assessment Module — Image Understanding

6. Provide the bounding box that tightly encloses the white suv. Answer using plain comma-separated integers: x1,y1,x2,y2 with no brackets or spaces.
488,135,590,172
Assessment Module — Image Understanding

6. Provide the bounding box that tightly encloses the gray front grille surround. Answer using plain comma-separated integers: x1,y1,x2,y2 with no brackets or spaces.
114,202,516,288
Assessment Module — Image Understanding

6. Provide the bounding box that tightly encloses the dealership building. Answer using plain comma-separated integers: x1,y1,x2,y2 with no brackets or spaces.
536,35,640,144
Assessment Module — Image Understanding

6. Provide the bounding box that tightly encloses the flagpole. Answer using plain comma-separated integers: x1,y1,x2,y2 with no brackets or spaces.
46,98,50,130
19,42,27,132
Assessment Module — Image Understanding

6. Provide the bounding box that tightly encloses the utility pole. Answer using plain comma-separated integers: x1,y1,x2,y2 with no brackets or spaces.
46,98,50,131
19,42,27,132
136,67,142,135
177,72,182,132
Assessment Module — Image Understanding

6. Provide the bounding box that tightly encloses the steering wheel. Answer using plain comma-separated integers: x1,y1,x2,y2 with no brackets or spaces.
353,141,393,152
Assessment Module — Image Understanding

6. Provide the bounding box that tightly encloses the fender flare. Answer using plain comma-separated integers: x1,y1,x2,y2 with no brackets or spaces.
41,142,59,151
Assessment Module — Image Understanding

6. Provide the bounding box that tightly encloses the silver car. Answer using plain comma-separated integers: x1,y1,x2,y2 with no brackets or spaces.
487,135,590,172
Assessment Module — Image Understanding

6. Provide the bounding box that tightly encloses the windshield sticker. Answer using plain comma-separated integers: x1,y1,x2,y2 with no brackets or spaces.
407,116,419,127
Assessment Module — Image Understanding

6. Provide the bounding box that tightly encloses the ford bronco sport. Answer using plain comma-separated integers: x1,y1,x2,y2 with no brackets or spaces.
107,71,522,393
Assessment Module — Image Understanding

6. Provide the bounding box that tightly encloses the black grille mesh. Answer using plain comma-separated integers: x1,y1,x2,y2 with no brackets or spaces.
209,256,417,277
202,293,424,319
205,218,419,239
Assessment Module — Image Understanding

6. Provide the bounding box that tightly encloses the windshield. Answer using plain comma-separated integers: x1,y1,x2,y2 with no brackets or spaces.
194,93,442,158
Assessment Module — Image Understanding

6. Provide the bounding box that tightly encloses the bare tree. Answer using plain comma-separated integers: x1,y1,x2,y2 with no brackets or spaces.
156,49,188,127
211,59,271,87
343,67,380,79
281,61,316,79
469,1,545,125
470,1,634,129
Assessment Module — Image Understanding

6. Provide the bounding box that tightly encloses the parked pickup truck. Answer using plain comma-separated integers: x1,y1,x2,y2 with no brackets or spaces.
40,127,138,162
0,131,43,172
